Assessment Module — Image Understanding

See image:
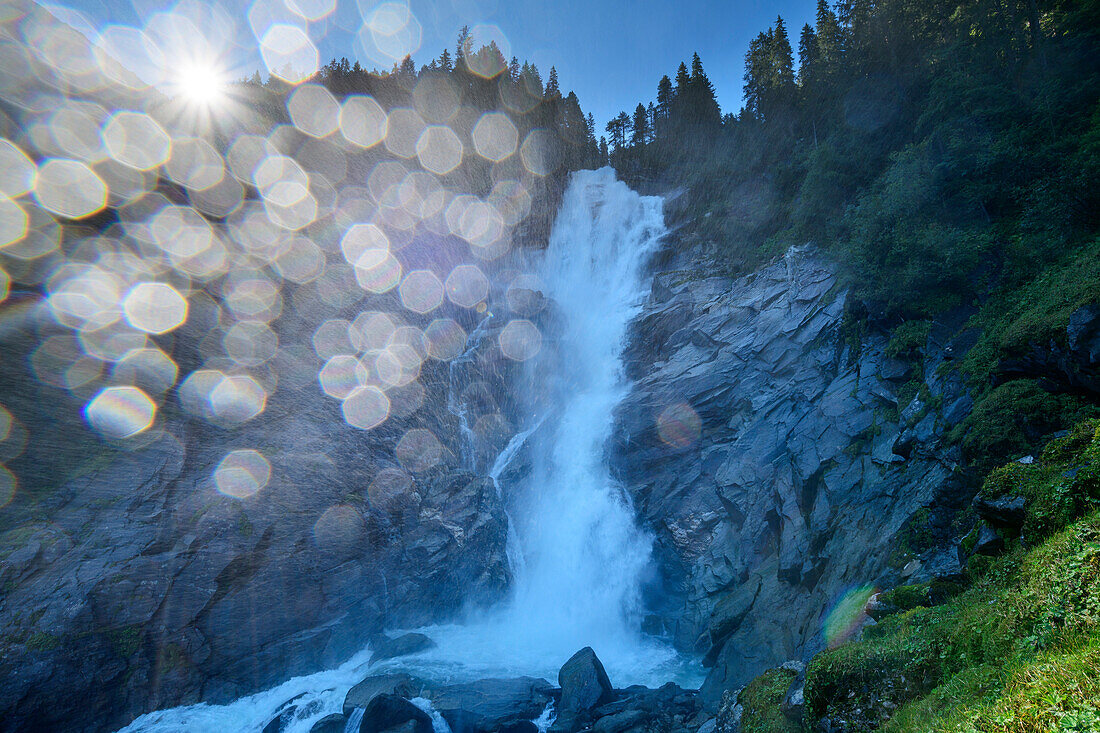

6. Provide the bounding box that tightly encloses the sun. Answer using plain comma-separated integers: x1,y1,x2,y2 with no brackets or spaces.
175,60,228,108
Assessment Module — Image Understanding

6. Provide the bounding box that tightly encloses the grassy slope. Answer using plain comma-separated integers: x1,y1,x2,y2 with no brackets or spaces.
738,420,1100,732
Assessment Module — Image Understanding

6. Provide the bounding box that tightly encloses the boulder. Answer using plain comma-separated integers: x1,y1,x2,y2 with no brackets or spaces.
558,647,614,713
262,693,323,732
359,694,433,733
974,495,1027,529
974,525,1005,556
550,647,615,732
369,633,437,664
591,709,647,733
310,713,349,733
581,682,698,733
344,673,425,717
779,662,806,723
1068,304,1100,364
426,677,554,733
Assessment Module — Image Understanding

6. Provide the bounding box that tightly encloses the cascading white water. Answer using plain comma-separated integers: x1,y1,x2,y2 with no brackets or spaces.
493,165,668,657
118,169,693,733
379,168,681,685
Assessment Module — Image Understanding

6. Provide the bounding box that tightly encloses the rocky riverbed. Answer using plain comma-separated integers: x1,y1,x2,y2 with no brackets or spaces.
258,643,702,733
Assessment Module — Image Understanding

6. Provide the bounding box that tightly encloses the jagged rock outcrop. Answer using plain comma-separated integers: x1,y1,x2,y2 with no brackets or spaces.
613,245,975,707
0,300,523,732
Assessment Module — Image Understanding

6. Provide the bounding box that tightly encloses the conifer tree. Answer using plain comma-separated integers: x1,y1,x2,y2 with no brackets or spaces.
456,25,472,70
798,24,820,84
632,103,649,147
545,66,561,98
521,63,543,97
688,52,722,127
771,17,795,89
743,31,769,118
656,75,674,136
675,62,691,92
815,0,843,76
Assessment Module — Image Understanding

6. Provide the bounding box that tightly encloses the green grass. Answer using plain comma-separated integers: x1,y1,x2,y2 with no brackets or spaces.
942,236,1100,472
740,668,801,733
736,419,1100,732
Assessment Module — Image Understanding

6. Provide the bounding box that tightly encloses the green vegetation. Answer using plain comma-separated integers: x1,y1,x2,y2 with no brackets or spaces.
950,382,1100,475
107,625,143,659
885,320,931,362
740,667,801,733
740,419,1100,731
612,1,1100,318
24,632,60,652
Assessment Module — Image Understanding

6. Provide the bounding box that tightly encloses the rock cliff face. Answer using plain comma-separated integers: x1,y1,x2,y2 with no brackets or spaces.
613,245,976,707
0,303,520,732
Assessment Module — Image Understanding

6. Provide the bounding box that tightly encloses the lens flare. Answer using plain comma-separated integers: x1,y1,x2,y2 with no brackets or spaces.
657,403,702,449
84,385,157,439
395,428,442,472
499,319,542,361
122,282,189,334
341,385,390,429
214,449,271,498
824,584,877,648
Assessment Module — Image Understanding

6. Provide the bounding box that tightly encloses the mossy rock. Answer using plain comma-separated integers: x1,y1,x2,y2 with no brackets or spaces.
977,419,1100,542
739,667,800,733
951,382,1099,475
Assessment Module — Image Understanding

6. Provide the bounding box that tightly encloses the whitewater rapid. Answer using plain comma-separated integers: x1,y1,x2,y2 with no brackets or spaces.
119,168,696,733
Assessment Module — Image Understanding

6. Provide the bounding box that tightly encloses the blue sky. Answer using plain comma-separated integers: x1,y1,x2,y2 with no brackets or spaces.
55,0,817,132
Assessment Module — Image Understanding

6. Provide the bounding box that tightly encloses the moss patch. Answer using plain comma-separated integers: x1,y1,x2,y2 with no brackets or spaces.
739,667,800,733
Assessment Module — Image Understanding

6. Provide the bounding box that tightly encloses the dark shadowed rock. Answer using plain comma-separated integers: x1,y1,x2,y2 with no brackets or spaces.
426,677,553,733
359,694,432,733
368,633,437,664
558,647,614,713
974,495,1027,529
497,722,538,733
583,682,699,733
780,661,806,723
974,525,1005,556
1069,304,1100,364
344,673,425,717
591,709,647,732
262,693,324,732
549,647,616,732
310,713,349,733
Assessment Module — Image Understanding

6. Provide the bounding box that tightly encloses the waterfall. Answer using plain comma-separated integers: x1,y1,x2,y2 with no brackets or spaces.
502,166,666,655
377,168,679,685
116,169,690,733
488,418,542,577
448,315,493,472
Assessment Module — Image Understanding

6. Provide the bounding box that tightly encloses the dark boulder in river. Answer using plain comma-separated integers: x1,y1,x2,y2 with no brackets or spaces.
368,632,437,664
425,676,554,732
359,693,433,733
344,673,426,716
550,646,616,732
